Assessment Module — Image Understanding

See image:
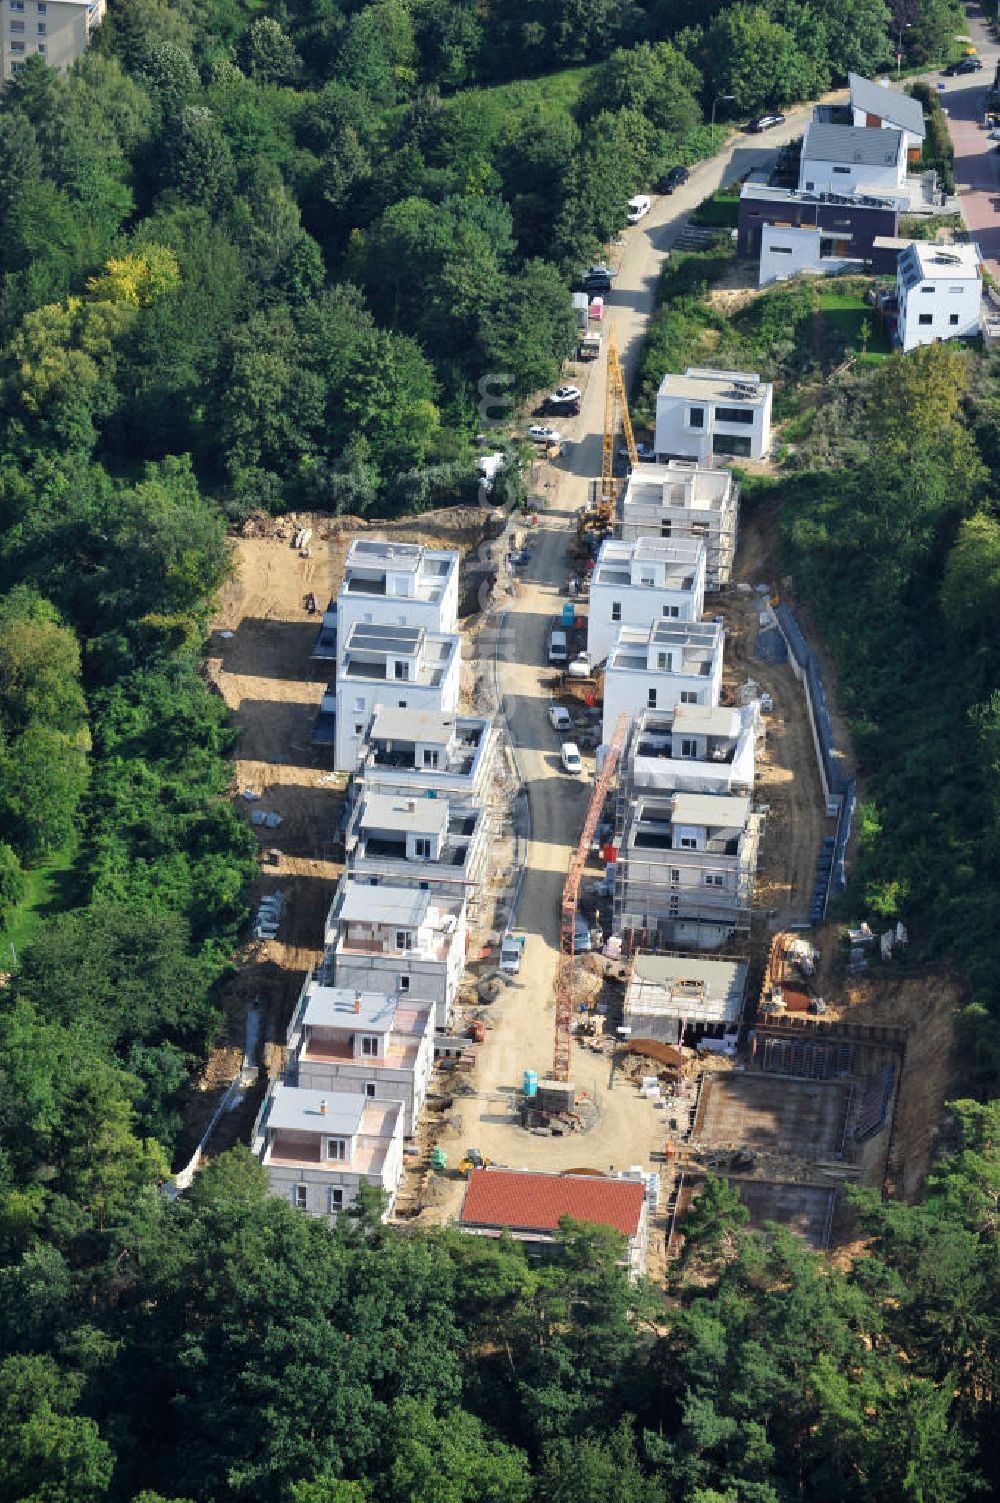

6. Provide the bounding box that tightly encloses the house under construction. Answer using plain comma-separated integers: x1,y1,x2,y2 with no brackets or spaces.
617,460,740,590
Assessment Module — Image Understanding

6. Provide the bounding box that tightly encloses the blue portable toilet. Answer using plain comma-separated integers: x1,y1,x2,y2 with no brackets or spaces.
523,1070,538,1098
561,601,575,626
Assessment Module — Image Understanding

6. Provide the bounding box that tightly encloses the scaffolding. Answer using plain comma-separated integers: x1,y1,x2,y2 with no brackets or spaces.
616,462,741,591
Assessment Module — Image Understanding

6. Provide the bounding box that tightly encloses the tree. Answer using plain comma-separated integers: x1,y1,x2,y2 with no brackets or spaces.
478,260,577,397
161,106,236,212
0,587,87,740
0,722,89,860
820,0,892,74
380,1399,532,1503
0,842,25,928
701,4,827,113
238,16,301,83
0,1355,114,1503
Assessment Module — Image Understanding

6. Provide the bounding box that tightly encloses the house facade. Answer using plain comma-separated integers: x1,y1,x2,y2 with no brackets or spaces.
358,707,499,809
335,540,459,651
622,952,749,1050
627,703,758,797
586,536,707,667
618,462,740,591
601,620,724,744
799,123,907,198
326,622,461,771
895,240,982,351
848,72,926,160
654,368,772,463
344,786,490,901
1,0,104,79
737,181,900,280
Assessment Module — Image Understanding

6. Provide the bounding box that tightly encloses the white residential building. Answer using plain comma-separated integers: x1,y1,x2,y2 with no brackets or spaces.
799,122,907,199
619,462,740,590
335,540,459,654
628,704,758,797
325,880,467,1029
586,536,706,667
1,0,104,80
895,240,982,351
848,73,926,159
323,622,460,771
284,976,434,1135
602,620,724,744
623,952,749,1050
615,791,762,950
251,1084,405,1222
358,707,499,809
654,368,772,464
344,786,490,902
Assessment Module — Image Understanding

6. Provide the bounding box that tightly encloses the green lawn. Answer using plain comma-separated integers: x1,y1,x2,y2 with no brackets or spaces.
0,842,83,967
817,289,892,358
447,64,593,129
690,187,741,228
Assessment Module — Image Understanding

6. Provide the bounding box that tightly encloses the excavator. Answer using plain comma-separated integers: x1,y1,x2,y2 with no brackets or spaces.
459,1147,494,1178
575,323,637,550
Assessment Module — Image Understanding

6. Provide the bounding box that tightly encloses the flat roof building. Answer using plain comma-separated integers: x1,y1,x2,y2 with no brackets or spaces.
654,368,772,465
895,240,982,352
344,786,491,903
359,707,498,808
627,703,758,797
602,619,724,744
1,0,105,81
623,952,749,1048
587,536,707,668
618,461,740,590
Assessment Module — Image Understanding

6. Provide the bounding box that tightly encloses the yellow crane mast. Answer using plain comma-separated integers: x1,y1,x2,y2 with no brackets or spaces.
599,323,637,516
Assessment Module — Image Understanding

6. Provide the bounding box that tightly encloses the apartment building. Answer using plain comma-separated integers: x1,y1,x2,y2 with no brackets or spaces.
1,0,104,80
618,461,740,591
335,540,459,652
615,790,762,950
325,878,467,1029
318,622,461,771
251,1083,405,1222
358,707,499,809
284,975,434,1135
895,240,982,351
654,368,773,463
601,619,724,743
586,536,706,668
622,952,749,1051
344,786,490,900
627,703,758,797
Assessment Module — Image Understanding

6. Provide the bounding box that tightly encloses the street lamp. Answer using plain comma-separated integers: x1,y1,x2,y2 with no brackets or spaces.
896,22,912,77
712,93,736,151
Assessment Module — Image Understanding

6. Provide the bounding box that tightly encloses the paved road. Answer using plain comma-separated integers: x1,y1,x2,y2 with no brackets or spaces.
935,6,1000,276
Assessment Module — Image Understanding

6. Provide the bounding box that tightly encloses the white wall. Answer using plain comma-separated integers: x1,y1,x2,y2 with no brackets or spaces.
898,279,981,351
850,105,921,153
337,572,458,663
334,650,460,772
588,572,705,666
758,224,861,287
799,155,904,196
655,386,772,463
602,661,722,744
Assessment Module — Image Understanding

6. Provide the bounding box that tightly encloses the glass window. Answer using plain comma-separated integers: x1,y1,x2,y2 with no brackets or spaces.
37,4,47,12
948,314,959,325
714,407,755,425
647,688,656,708
360,1035,380,1057
680,738,697,758
10,40,25,50
324,1137,347,1162
681,691,698,704
662,605,679,618
10,2,26,12
705,873,724,887
918,314,933,326
293,1185,307,1209
687,406,705,429
37,22,45,33
413,837,430,859
398,974,410,991
327,1188,344,1212
712,433,752,458
422,749,439,767
679,836,696,850
365,1082,377,1098
10,21,25,31
611,601,622,622
770,246,793,255
395,929,413,951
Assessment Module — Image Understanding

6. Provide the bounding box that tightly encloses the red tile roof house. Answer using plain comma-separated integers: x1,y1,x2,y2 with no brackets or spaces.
458,1168,649,1279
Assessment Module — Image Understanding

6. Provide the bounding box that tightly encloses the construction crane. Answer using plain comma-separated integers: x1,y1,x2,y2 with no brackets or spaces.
599,324,637,514
552,712,630,1083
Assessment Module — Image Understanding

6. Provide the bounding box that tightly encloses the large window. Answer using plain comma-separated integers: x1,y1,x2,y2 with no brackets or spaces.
712,433,752,458
293,1185,307,1209
714,407,754,425
360,1035,380,1057
395,929,414,951
918,313,933,326
328,1188,344,1212
687,406,705,429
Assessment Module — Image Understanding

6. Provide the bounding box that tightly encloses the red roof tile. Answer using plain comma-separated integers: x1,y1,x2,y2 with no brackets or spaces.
460,1169,645,1238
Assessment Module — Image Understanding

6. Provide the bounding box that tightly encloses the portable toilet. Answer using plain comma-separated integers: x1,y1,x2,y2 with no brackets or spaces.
589,296,604,321
523,1070,538,1099
431,1147,447,1171
561,601,575,626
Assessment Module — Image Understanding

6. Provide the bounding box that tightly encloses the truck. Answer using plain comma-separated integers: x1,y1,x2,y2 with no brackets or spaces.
572,291,590,330
578,332,602,362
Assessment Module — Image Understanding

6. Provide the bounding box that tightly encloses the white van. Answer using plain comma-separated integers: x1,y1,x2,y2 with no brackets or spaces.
627,194,651,224
548,627,568,664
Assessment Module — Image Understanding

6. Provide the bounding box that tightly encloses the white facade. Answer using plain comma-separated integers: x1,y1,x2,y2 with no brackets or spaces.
799,123,907,198
336,540,459,654
330,623,460,771
628,703,758,797
325,880,467,1030
284,977,434,1135
759,223,862,287
1,0,104,80
654,368,772,464
623,953,749,1048
848,73,926,156
602,620,724,744
587,536,707,667
345,785,490,899
896,241,982,351
359,708,498,809
619,462,740,591
251,1084,405,1223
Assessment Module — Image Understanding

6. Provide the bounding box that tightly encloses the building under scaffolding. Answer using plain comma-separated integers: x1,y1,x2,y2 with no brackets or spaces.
617,461,740,590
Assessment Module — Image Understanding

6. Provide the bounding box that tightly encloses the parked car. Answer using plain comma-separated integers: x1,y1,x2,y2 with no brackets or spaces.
747,113,786,131
548,627,568,665
660,164,690,193
500,932,525,974
946,56,982,74
566,653,593,679
548,705,572,731
553,385,581,402
546,399,580,417
617,441,656,463
585,264,616,281
626,194,651,224
527,424,561,445
560,741,583,774
573,914,593,953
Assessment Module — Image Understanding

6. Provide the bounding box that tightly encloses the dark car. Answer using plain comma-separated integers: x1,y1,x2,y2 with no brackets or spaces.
660,164,690,193
581,274,612,294
945,56,983,74
545,398,581,417
747,112,786,132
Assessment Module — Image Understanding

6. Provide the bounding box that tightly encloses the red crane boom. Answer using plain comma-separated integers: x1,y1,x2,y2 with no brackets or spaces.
552,713,630,1082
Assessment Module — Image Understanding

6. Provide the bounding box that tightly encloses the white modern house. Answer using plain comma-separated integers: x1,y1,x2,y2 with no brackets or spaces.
622,952,749,1051
335,540,459,651
654,369,772,463
324,622,461,771
325,879,467,1029
358,707,499,809
618,462,740,590
251,1084,405,1222
284,976,435,1135
615,790,762,950
344,786,490,900
602,620,724,743
895,240,982,351
627,703,758,797
848,73,926,160
798,123,907,199
586,537,707,667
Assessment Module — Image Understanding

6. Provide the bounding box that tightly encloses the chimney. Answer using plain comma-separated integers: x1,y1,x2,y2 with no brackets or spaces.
319,1098,328,1115
354,994,362,1013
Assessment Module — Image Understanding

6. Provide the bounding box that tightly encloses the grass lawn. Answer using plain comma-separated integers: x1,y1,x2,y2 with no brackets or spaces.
690,187,741,228
449,64,593,127
0,841,82,966
817,289,892,358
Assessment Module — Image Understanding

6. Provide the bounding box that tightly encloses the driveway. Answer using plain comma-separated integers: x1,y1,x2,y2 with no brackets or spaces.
935,8,1000,276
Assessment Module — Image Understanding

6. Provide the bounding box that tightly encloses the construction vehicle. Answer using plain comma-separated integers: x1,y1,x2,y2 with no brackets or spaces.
575,324,637,545
459,1147,494,1178
551,713,630,1083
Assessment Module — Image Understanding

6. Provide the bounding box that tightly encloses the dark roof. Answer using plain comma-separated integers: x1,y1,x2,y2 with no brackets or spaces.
848,73,926,139
802,122,904,167
460,1169,645,1237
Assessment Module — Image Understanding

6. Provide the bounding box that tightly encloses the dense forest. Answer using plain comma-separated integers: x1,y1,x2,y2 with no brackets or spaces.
0,0,991,1498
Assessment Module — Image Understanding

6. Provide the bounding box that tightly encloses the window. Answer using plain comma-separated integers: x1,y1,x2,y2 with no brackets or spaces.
324,1137,348,1162
679,836,697,850
328,1188,344,1212
365,1082,377,1098
9,40,24,49
656,652,673,671
293,1185,308,1209
949,313,960,325
647,688,657,708
398,974,411,992
353,697,365,712
687,406,705,429
611,601,622,622
949,286,964,294
705,873,725,887
37,22,45,32
10,20,25,31
662,605,679,619
413,836,431,859
670,868,680,884
37,3,47,11
394,661,410,681
639,573,654,587
713,433,751,458
10,2,25,11
804,180,815,190
360,1035,380,1057
395,929,413,951
715,407,754,425
354,723,364,735
680,738,697,758
397,699,407,708
422,749,439,768
660,520,672,537
770,246,793,255
921,285,934,293
36,41,44,49
681,691,698,704
918,313,933,326
832,166,850,175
